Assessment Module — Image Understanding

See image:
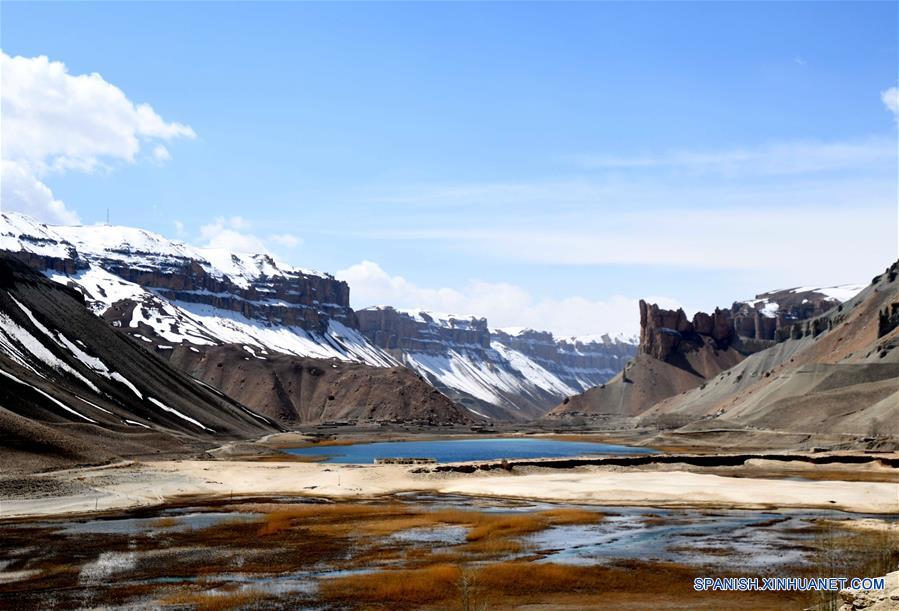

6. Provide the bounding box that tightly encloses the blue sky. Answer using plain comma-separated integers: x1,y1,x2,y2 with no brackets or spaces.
2,2,897,336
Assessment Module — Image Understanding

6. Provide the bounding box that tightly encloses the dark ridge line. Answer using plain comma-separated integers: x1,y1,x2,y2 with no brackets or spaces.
421,453,899,473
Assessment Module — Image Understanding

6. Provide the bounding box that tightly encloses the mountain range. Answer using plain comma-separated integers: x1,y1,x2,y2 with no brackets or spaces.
0,213,633,424
2,211,893,466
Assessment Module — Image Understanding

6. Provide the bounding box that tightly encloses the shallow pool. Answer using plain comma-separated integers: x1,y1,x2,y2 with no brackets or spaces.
286,437,655,463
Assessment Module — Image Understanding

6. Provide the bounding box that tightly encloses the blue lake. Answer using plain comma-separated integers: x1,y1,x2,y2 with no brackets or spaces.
286,437,656,464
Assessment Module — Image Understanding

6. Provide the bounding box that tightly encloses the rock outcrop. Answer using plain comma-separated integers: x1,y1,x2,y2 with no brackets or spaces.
548,283,860,421
639,260,899,441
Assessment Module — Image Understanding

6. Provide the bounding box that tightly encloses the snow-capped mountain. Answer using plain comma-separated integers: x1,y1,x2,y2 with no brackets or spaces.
1,212,635,421
1,213,395,367
356,306,637,420
0,254,279,471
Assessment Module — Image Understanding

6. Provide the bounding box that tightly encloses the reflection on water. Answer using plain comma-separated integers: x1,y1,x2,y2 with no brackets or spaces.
526,510,814,569
57,511,261,535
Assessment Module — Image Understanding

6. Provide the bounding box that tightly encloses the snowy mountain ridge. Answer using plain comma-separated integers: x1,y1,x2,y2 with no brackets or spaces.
357,306,637,419
1,213,395,367
2,213,637,420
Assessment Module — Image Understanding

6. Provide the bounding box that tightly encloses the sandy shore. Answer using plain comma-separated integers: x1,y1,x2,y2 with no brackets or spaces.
1,459,897,519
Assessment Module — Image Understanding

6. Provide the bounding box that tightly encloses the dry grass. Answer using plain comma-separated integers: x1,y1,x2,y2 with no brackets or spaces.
319,564,461,605
459,537,523,556
464,514,547,541
319,560,702,608
160,589,268,610
257,503,407,536
254,502,604,541
539,508,604,525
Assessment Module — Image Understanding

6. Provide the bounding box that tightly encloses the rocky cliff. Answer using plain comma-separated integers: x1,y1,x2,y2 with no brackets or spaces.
51,223,357,334
357,306,636,420
0,213,473,426
548,284,860,420
639,261,899,443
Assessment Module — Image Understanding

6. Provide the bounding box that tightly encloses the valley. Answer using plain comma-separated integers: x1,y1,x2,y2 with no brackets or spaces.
1,212,897,610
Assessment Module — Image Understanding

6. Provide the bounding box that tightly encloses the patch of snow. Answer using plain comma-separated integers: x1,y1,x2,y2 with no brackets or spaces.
111,372,143,398
0,304,99,392
148,397,213,431
124,419,151,429
491,342,576,396
73,395,113,415
0,213,76,260
789,284,865,303
0,368,96,423
46,266,146,315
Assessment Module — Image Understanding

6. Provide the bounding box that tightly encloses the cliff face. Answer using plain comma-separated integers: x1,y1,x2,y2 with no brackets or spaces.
638,301,735,363
51,224,356,335
1,214,392,366
356,307,636,420
0,214,484,426
492,329,636,391
357,308,490,353
639,262,899,441
548,285,861,420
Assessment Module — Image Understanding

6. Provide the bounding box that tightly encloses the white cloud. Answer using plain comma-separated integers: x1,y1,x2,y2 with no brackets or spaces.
0,161,79,224
270,233,302,248
198,216,302,254
882,86,899,119
336,260,680,337
152,145,172,163
173,220,185,236
345,203,895,287
199,217,268,253
0,51,195,223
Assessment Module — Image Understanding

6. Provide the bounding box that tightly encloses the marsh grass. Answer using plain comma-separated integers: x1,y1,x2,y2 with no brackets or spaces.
320,560,701,608
319,563,461,605
160,589,268,610
253,502,604,542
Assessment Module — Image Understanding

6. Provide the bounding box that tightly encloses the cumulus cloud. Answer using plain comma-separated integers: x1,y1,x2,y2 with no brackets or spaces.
152,145,172,163
0,161,79,225
336,260,680,338
270,233,302,248
199,217,267,253
0,51,195,223
882,86,899,120
198,216,302,254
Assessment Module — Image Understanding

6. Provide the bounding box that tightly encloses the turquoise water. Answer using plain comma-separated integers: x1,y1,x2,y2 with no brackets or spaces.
285,437,656,464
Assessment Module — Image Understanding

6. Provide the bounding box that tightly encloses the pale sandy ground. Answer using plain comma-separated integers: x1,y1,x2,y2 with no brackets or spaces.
1,460,897,519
